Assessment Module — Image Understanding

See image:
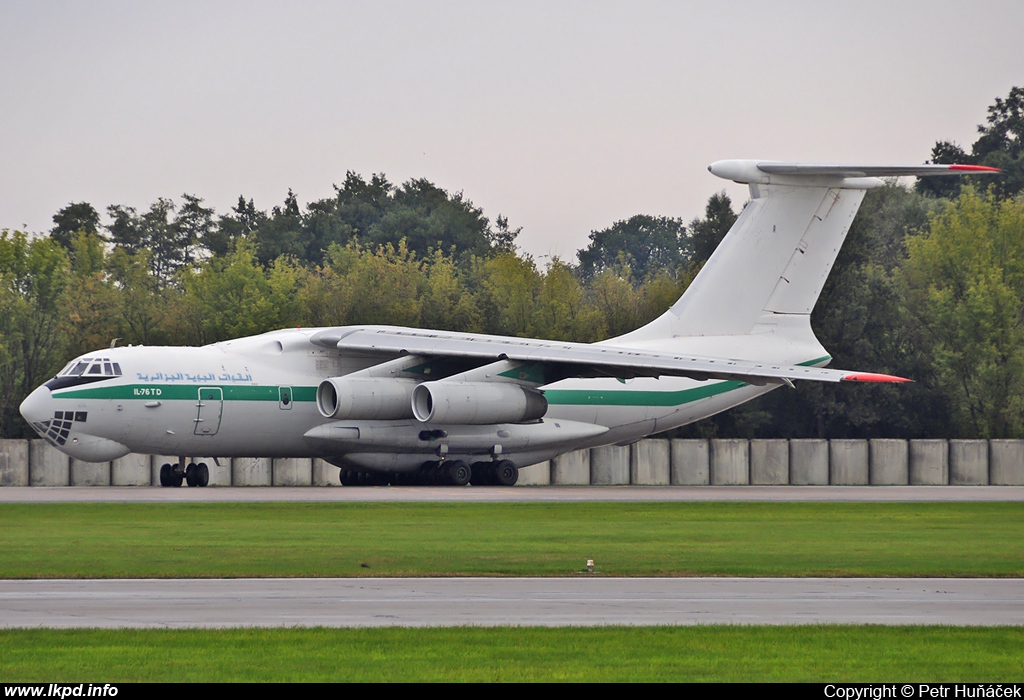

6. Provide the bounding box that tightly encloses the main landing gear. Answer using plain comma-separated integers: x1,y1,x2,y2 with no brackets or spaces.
339,459,519,487
159,462,209,487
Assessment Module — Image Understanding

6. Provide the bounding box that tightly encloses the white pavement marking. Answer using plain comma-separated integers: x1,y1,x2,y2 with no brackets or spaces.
1,578,1021,628
1,486,1023,503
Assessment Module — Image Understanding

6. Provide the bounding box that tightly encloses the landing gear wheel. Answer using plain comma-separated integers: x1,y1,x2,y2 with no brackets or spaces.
445,460,471,486
495,460,518,486
159,463,172,487
185,463,197,487
195,462,209,487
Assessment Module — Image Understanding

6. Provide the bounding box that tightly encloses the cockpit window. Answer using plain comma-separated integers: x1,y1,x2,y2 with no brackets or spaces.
59,357,122,378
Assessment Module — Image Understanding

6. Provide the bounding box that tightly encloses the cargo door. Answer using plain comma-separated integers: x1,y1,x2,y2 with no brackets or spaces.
194,387,224,436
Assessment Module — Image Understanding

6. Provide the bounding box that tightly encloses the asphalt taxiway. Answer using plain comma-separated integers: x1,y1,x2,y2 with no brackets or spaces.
2,485,1023,502
2,578,1021,628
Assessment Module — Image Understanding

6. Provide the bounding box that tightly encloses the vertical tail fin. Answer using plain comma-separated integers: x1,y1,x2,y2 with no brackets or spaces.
615,160,996,345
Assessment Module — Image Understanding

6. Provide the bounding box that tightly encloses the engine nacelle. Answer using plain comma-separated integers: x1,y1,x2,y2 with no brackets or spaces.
316,377,416,419
411,381,547,424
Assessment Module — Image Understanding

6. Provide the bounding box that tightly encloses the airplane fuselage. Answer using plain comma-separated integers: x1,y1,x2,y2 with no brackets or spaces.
19,327,800,471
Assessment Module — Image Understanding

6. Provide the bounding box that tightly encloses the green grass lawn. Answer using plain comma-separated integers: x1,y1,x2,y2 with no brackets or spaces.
0,501,1021,578
1,626,1021,682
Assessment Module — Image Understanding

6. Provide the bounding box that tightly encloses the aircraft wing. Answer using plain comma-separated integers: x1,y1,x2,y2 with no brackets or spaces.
309,326,908,386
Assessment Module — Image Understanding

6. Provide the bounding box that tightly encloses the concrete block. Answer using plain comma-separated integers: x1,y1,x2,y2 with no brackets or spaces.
273,457,313,486
909,440,948,485
949,440,988,485
790,439,828,485
710,439,748,485
671,440,709,485
829,440,868,485
232,457,272,486
630,439,670,485
869,439,909,485
989,440,1024,485
552,449,590,485
590,445,630,485
516,460,550,486
70,459,110,486
110,453,150,486
750,439,788,485
0,439,29,486
313,458,342,486
29,440,69,486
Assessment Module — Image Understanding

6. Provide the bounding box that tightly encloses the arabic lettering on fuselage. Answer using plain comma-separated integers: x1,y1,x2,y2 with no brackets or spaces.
135,371,253,383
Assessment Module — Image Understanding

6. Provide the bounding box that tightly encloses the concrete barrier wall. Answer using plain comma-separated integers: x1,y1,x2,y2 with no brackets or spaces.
29,441,69,486
710,439,748,485
590,445,630,485
949,440,988,485
750,439,788,485
552,449,590,485
4,439,1024,486
272,458,313,486
791,439,828,485
870,439,909,485
829,440,868,485
631,439,670,485
910,440,948,485
989,440,1024,486
518,460,551,486
232,457,272,486
0,440,29,486
111,454,150,486
671,440,708,485
70,459,110,486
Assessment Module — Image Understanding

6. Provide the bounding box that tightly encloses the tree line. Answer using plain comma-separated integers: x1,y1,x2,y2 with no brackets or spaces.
2,88,1022,441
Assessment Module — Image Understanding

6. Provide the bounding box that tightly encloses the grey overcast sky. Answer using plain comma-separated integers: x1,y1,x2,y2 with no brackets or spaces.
1,0,1022,261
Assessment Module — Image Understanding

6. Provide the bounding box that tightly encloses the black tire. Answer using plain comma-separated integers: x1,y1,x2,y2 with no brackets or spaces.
495,460,518,486
185,463,197,487
171,471,183,487
195,462,209,487
159,463,171,487
446,460,471,486
340,469,360,486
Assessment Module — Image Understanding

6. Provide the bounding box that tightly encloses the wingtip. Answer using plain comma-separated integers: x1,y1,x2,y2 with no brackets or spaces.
948,164,1001,173
841,372,912,383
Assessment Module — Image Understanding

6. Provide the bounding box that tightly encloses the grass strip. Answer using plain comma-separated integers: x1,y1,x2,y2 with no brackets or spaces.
1,626,1022,682
0,501,1021,578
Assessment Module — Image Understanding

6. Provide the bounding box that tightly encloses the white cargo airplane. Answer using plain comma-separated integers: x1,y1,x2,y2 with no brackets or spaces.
20,160,996,486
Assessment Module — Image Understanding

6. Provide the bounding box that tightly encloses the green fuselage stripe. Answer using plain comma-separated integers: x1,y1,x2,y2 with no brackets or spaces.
53,384,318,402
545,380,747,407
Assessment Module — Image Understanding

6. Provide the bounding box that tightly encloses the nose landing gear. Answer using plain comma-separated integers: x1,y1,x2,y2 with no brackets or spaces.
159,461,209,487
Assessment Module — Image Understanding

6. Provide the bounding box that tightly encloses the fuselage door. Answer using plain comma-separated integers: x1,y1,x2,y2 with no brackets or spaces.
278,386,293,410
194,387,224,436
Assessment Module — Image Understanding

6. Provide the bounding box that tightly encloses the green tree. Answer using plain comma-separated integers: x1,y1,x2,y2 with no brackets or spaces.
0,231,71,438
903,188,1024,437
50,202,100,250
918,86,1024,199
577,215,686,283
688,192,737,267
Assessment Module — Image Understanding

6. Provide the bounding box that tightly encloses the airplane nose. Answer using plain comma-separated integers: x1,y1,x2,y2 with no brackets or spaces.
20,385,53,425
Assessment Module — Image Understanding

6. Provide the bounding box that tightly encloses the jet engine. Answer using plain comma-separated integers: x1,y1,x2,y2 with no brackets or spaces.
316,377,416,419
411,381,547,424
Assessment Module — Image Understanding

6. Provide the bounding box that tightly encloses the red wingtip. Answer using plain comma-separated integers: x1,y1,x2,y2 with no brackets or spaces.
842,372,912,383
949,164,1002,173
